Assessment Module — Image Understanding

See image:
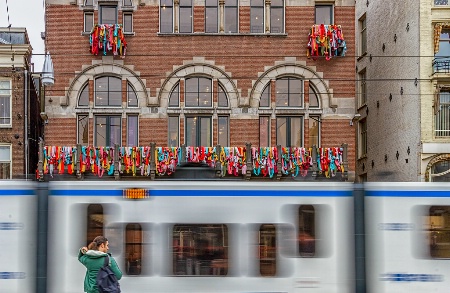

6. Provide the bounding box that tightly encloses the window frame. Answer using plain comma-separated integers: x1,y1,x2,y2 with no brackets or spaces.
185,116,213,147
276,116,304,147
218,115,229,147
127,115,139,147
205,0,219,33
308,115,321,148
179,0,193,33
359,14,367,56
160,0,174,33
250,0,265,34
168,83,180,107
314,4,334,25
78,82,90,107
77,114,89,146
359,118,367,157
0,144,12,179
270,0,284,34
99,5,118,25
435,88,450,137
94,76,122,107
259,116,271,147
185,77,213,108
0,79,12,127
358,69,367,106
224,0,238,33
168,116,180,147
123,12,133,33
94,115,122,147
127,82,138,108
275,77,304,108
84,12,94,33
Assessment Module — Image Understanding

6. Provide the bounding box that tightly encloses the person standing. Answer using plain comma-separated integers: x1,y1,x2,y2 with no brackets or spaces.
78,236,122,293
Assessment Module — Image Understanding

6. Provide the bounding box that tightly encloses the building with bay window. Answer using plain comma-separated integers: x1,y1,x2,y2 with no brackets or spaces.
42,0,356,180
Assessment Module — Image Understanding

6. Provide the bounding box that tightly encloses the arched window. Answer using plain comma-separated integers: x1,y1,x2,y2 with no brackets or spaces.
431,160,450,181
78,83,89,107
218,84,228,108
260,83,270,108
168,83,180,107
127,83,138,107
95,76,122,107
309,84,320,108
275,77,302,107
185,77,212,107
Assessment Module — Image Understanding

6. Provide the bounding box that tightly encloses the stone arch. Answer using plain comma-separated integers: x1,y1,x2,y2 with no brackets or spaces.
65,63,148,107
249,60,334,109
425,154,450,182
158,60,238,108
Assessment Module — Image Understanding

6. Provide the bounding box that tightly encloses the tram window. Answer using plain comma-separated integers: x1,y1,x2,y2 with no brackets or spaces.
428,206,450,258
298,205,316,257
172,224,228,276
87,204,104,246
259,224,276,276
125,223,142,275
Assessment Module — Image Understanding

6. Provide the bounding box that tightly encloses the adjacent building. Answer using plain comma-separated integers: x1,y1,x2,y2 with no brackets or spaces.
42,0,356,180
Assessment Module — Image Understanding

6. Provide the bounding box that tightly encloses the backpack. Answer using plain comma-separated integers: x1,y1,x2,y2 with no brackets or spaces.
96,255,121,293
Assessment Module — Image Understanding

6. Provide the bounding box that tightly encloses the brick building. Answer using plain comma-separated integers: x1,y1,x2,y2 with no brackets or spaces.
42,0,356,180
0,27,42,179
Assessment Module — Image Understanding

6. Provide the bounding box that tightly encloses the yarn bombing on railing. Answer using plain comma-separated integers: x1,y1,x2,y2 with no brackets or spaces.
307,24,346,60
89,24,127,57
41,146,344,178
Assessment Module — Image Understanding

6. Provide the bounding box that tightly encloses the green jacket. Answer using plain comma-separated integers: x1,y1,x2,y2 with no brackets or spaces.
78,249,122,293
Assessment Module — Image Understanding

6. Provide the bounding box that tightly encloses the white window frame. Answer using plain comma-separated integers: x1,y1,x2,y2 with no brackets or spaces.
84,12,94,33
0,79,12,128
0,144,12,179
123,12,134,33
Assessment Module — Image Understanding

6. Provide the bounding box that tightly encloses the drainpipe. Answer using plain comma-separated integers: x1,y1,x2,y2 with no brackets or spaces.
24,69,28,180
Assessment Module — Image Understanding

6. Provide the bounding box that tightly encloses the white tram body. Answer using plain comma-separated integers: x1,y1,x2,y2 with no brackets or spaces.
364,183,450,293
46,181,355,293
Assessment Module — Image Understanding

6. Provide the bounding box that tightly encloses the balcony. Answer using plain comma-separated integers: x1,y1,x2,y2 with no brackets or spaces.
307,24,347,60
435,0,449,6
89,24,127,57
433,57,450,74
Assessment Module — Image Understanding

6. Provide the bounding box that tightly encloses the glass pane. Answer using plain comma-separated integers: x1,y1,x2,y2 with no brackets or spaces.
127,83,138,107
259,224,276,276
168,116,179,147
270,7,283,33
218,85,228,107
250,6,264,33
290,117,302,147
218,116,229,147
199,78,212,107
429,206,450,257
309,85,319,108
125,223,142,275
185,117,197,146
85,0,93,5
179,7,192,33
0,162,11,179
123,0,133,6
260,84,270,107
0,80,10,95
100,6,117,24
276,117,287,147
315,5,332,24
275,78,288,107
226,0,237,5
200,117,212,146
299,205,315,257
110,116,122,146
87,204,103,247
123,13,133,32
160,6,173,33
79,83,89,106
95,77,108,106
205,7,218,33
289,78,302,107
84,13,94,32
308,116,319,148
0,96,11,124
95,116,107,146
185,78,199,107
259,116,270,147
224,7,237,33
127,116,138,147
0,145,11,161
169,84,180,107
109,77,122,106
431,161,450,181
173,224,228,276
78,115,89,146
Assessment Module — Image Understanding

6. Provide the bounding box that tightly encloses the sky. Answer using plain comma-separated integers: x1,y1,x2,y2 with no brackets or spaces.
0,0,45,71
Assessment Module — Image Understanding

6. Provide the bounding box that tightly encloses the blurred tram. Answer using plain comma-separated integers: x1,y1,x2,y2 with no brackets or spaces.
2,181,450,293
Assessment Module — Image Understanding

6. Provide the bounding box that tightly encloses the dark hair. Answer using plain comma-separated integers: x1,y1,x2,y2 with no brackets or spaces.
88,236,108,250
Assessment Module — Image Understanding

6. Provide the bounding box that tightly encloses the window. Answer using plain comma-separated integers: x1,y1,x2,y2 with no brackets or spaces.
251,0,284,33
259,224,276,276
205,0,218,33
78,115,89,146
250,0,264,33
127,83,138,107
185,77,212,107
179,0,193,33
315,5,333,25
276,77,303,107
435,0,449,5
309,116,320,147
218,116,229,146
127,115,138,146
84,12,94,33
224,0,238,33
270,0,284,33
100,5,117,24
78,83,89,107
260,83,270,107
359,119,367,157
435,89,450,137
0,145,11,179
0,80,11,126
299,205,315,257
259,116,270,146
168,116,179,147
434,29,450,73
123,0,133,6
359,69,367,106
95,76,122,107
277,117,303,147
169,84,180,107
84,0,93,5
172,224,228,276
160,0,174,33
309,85,319,108
431,161,450,181
186,116,212,146
428,206,450,258
125,223,142,275
359,14,367,55
86,204,103,246
95,115,122,146
123,13,133,33
218,84,228,107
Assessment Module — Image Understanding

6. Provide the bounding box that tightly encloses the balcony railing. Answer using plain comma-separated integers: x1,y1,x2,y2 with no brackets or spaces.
37,142,348,181
433,57,450,74
435,0,449,6
307,24,347,60
89,24,127,57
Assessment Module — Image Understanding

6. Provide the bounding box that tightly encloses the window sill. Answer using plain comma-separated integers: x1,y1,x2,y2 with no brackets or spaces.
157,32,288,37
